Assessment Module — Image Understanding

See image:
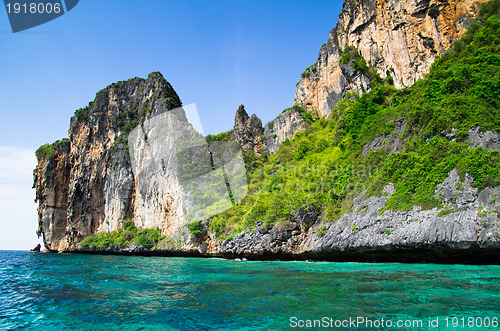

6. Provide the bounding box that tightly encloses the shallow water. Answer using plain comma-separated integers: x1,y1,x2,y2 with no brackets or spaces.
0,251,499,330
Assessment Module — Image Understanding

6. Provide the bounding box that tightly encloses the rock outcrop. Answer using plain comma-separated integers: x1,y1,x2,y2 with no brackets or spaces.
468,126,500,150
230,104,308,154
30,244,41,252
295,0,488,117
232,105,263,153
262,108,308,153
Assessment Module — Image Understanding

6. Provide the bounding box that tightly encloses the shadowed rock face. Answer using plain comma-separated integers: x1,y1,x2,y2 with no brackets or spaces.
295,0,488,117
34,140,71,252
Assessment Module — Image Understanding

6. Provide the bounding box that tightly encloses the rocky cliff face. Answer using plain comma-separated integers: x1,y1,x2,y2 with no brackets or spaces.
34,76,500,261
34,0,499,262
262,108,308,153
295,0,488,117
34,140,71,252
34,72,184,251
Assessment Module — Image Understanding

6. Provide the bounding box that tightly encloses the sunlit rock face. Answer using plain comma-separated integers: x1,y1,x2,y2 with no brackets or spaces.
231,104,308,154
128,105,248,240
295,0,488,117
262,108,308,153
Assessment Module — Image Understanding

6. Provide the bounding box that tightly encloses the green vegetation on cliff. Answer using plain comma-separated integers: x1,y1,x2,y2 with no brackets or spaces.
80,220,164,250
209,0,500,238
206,130,234,143
35,138,70,160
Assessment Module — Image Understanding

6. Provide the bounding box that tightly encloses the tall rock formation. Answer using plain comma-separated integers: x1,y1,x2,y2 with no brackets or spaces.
34,72,183,251
295,0,488,117
34,140,71,252
232,105,263,153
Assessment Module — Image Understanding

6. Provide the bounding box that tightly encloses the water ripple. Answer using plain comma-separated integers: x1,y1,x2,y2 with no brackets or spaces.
0,252,499,330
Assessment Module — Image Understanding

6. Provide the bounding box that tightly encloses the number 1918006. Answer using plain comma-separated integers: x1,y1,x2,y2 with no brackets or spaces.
6,2,62,14
444,316,498,328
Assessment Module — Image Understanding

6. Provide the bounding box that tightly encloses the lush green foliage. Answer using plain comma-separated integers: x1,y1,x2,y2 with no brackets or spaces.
206,130,234,143
209,1,500,238
339,46,395,86
281,104,319,124
80,220,164,249
282,104,307,114
35,139,70,160
340,45,369,72
75,106,89,122
187,220,202,235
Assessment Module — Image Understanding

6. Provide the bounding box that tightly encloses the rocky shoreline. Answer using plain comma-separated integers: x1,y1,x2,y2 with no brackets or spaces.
65,244,500,265
66,170,500,265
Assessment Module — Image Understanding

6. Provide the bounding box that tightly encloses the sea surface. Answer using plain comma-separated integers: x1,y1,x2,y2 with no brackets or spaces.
0,251,499,330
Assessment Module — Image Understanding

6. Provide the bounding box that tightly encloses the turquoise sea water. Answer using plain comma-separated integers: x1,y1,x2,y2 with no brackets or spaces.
0,251,499,330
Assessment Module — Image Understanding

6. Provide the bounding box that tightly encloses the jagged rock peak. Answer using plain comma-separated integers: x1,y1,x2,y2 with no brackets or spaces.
235,104,249,122
232,105,264,153
70,71,181,132
295,0,488,117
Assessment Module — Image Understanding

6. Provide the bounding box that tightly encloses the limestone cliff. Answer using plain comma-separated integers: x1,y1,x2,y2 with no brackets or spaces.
34,72,500,262
295,0,488,117
34,140,70,251
34,73,183,251
262,108,308,153
33,0,499,263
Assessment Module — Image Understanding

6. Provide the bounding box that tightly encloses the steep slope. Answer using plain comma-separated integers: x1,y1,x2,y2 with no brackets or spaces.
295,0,489,117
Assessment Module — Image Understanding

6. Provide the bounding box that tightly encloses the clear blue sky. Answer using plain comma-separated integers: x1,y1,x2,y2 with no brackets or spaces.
0,0,343,249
